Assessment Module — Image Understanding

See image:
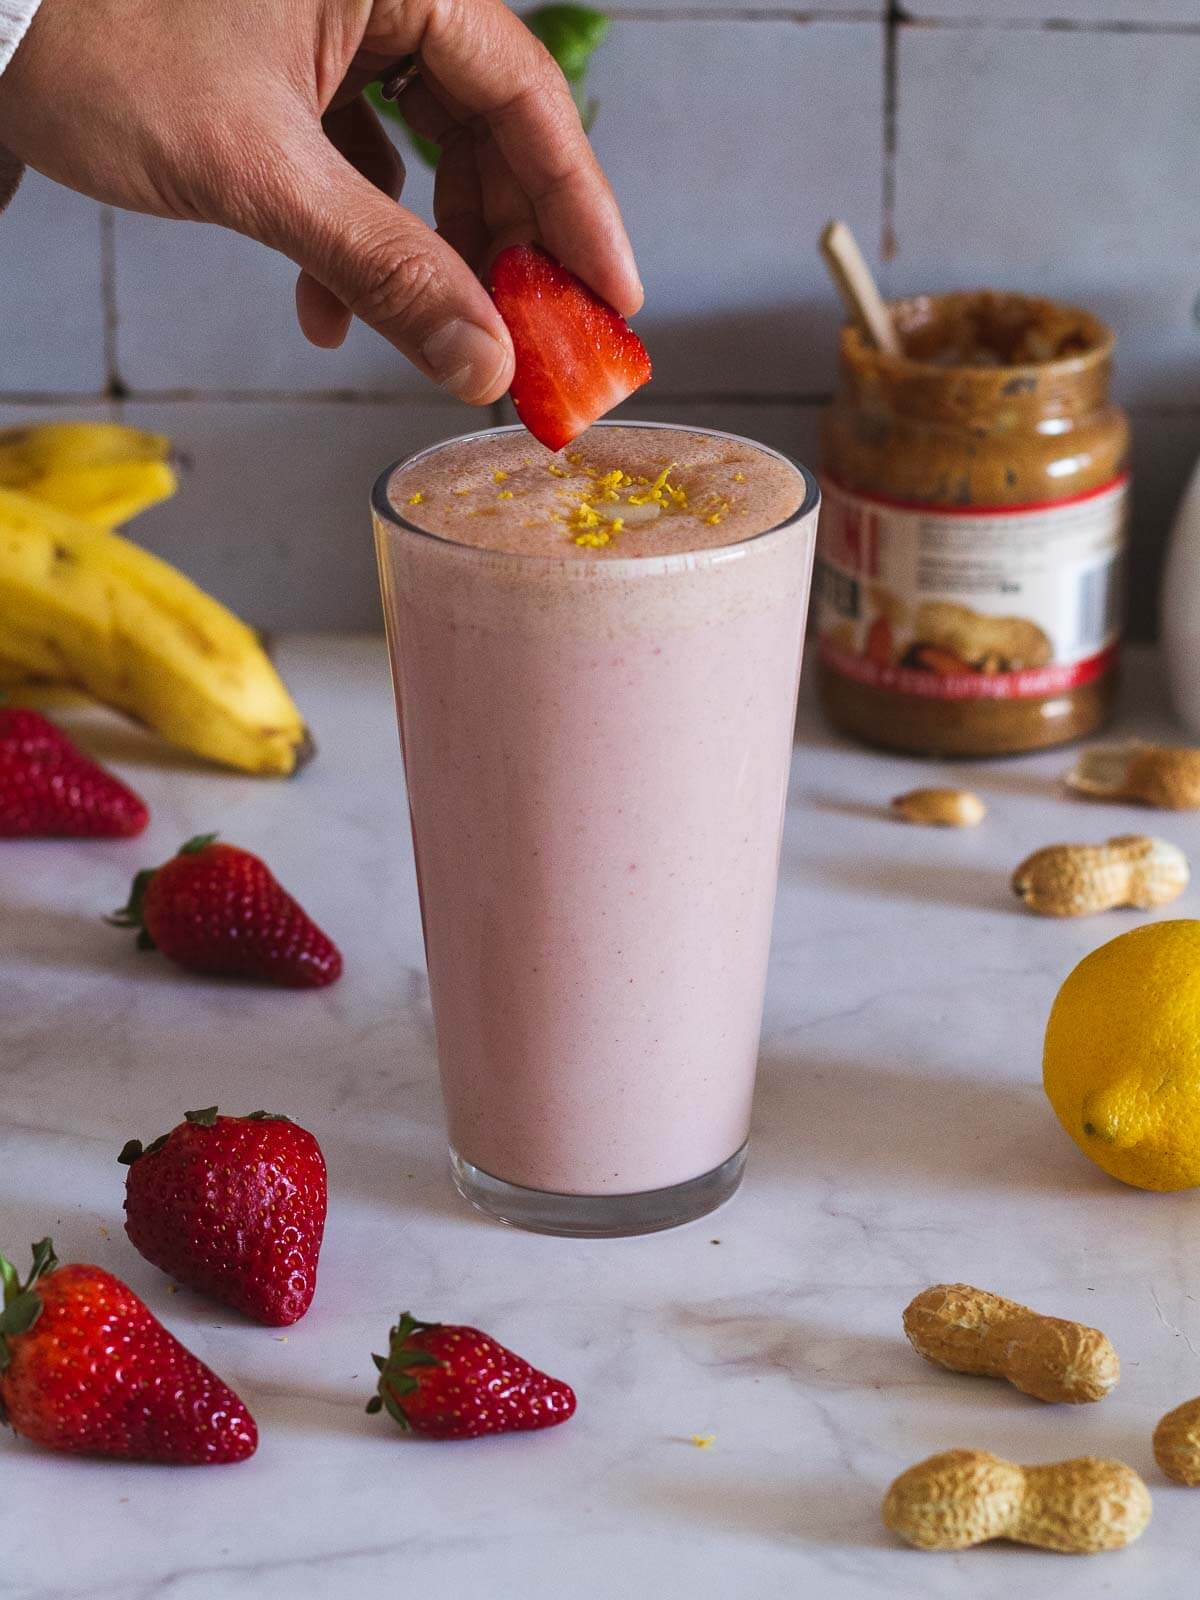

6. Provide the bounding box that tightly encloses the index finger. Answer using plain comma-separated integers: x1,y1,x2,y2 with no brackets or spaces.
372,0,642,315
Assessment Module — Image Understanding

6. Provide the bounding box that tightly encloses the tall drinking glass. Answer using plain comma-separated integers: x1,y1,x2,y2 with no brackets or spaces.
373,422,819,1235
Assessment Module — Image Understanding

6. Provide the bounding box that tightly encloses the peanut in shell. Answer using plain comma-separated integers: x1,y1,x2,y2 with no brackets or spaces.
1011,835,1189,917
902,1282,1119,1403
883,1450,1151,1553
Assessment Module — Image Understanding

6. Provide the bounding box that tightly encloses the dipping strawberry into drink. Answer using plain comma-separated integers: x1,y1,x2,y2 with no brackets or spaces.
372,252,820,1234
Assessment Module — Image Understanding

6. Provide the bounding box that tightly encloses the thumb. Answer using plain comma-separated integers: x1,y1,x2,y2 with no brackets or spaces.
257,140,513,404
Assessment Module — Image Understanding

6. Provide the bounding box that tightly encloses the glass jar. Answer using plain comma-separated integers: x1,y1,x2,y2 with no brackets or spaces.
816,291,1130,756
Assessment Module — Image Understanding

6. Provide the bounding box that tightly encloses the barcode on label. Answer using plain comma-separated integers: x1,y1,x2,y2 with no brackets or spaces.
1074,556,1123,655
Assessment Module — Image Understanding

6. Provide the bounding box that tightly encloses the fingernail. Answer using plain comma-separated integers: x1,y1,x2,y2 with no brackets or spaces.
422,320,511,403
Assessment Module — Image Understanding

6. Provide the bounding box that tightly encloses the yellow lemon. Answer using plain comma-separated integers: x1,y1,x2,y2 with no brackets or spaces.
1044,919,1200,1190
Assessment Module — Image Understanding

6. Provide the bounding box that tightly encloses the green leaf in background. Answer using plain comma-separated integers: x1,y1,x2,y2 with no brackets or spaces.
524,4,609,82
366,4,609,168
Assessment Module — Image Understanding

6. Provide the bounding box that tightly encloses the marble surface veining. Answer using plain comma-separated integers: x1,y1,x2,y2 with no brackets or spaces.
2,639,1199,1599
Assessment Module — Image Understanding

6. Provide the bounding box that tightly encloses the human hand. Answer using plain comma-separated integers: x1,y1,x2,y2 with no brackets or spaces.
0,0,642,403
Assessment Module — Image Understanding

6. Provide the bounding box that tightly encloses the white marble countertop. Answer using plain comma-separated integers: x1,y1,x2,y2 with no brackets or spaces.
4,638,1200,1599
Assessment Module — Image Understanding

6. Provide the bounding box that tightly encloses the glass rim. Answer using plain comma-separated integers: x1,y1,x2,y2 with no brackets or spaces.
371,420,821,572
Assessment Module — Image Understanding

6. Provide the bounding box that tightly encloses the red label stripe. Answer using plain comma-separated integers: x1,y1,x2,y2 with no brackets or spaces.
818,638,1120,701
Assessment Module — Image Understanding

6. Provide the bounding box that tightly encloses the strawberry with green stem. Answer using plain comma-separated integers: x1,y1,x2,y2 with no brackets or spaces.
0,1238,256,1463
108,833,342,987
119,1105,327,1326
368,1312,577,1438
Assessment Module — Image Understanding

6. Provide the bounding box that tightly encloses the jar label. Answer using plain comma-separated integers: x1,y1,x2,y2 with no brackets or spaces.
814,475,1129,699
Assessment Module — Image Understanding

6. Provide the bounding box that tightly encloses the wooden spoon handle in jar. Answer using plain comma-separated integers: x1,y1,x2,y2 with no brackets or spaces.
819,220,902,357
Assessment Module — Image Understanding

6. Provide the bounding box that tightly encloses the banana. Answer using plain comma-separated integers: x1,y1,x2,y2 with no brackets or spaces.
0,487,310,775
0,421,177,527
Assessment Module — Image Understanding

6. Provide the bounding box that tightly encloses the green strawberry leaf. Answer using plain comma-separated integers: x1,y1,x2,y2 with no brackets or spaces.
179,834,218,856
27,1239,56,1284
105,867,158,934
184,1107,220,1127
0,1290,42,1340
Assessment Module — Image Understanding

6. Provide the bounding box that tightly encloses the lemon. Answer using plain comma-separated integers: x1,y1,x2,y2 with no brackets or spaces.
1044,920,1200,1191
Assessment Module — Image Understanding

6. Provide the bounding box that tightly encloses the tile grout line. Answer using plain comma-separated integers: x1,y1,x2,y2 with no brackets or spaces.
604,8,883,20
897,11,1200,35
599,7,1200,28
881,2,901,271
98,206,127,402
0,389,842,407
3,392,1196,416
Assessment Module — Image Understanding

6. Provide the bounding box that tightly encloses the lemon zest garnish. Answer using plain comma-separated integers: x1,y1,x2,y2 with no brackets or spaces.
705,512,723,525
492,469,508,483
453,487,471,495
690,1434,716,1449
546,463,569,478
497,490,514,499
573,530,611,548
628,462,678,508
733,471,746,482
407,491,424,505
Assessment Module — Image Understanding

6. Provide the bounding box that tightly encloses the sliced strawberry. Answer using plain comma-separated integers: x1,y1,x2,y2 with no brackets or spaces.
488,244,651,453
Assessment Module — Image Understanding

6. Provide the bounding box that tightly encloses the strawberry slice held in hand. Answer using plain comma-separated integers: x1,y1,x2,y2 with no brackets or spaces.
367,1312,577,1439
108,833,342,987
120,1106,327,1326
0,706,148,837
0,1238,256,1464
489,244,651,452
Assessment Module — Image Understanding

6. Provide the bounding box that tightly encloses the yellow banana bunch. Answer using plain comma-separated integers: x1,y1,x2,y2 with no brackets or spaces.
0,487,310,775
0,420,177,527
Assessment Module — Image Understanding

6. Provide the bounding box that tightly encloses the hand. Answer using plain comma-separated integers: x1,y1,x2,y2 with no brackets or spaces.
0,0,642,403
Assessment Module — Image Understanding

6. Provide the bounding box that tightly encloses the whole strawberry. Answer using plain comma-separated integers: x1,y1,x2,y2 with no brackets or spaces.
0,1238,256,1463
367,1313,576,1439
0,706,148,837
108,833,342,986
119,1106,327,1326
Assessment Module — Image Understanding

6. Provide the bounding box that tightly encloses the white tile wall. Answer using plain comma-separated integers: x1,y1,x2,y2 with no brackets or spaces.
1,9,1198,635
117,399,466,630
588,19,884,395
890,25,1200,410
611,394,823,470
0,172,106,392
112,156,438,395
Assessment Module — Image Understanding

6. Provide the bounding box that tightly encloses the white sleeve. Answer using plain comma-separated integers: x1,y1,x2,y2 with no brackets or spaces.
0,0,41,74
0,0,42,210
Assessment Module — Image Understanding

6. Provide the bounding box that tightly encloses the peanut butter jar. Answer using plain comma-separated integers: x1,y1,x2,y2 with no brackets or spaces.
816,292,1130,756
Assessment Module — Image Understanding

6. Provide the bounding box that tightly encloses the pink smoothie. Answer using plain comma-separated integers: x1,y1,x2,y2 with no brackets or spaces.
375,424,817,1197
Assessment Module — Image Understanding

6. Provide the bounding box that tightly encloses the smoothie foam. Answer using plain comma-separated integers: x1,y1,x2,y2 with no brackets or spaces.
386,424,806,559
